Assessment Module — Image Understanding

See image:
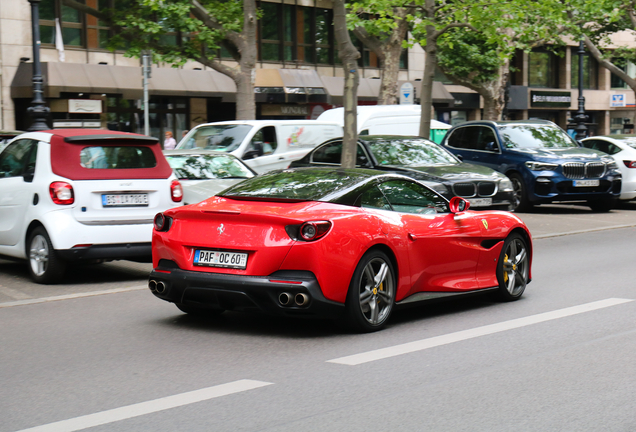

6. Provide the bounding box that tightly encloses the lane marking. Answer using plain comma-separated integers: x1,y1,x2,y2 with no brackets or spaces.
533,224,636,239
328,298,633,366
15,379,273,432
0,286,147,308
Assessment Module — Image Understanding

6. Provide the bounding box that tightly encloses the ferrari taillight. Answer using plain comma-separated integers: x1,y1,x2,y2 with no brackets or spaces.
623,160,636,168
171,179,183,202
49,182,74,205
299,221,331,241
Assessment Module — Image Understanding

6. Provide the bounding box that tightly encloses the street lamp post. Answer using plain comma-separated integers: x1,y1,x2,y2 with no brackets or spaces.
573,39,588,140
27,0,50,131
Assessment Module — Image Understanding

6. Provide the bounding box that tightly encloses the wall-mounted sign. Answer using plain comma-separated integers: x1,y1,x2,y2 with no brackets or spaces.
68,99,103,114
610,94,627,108
261,104,309,116
450,92,480,109
530,91,571,108
400,82,414,105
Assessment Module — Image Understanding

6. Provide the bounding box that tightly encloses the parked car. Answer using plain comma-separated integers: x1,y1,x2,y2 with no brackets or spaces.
580,135,636,201
0,130,23,153
149,167,532,332
164,149,257,205
0,129,183,283
177,120,343,174
316,105,451,143
289,136,514,210
441,120,622,212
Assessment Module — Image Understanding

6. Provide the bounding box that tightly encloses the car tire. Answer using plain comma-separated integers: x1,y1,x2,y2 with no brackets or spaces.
495,233,529,301
176,303,224,317
508,173,533,213
27,227,67,284
345,250,396,333
588,197,615,212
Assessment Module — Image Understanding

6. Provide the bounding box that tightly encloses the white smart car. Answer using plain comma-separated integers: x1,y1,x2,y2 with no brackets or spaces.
581,135,636,201
0,129,183,283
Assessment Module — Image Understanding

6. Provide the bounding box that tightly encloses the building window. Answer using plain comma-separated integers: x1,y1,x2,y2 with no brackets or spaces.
610,62,636,89
571,48,598,90
528,50,559,88
39,0,112,49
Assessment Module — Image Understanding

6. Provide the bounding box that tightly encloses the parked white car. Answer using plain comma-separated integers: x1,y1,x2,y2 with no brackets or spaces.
581,135,636,201
177,120,343,174
0,129,183,283
164,149,256,205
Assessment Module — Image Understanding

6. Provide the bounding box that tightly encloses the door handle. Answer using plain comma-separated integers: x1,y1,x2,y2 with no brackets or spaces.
278,157,285,160
408,233,418,241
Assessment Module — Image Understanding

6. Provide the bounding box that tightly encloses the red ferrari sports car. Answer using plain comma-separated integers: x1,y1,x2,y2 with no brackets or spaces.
149,167,532,332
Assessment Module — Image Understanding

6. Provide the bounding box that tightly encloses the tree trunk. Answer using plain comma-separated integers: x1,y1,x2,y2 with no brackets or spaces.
234,0,257,120
419,22,438,138
333,0,360,168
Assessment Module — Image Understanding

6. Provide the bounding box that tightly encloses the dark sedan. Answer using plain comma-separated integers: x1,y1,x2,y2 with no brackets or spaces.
290,136,514,210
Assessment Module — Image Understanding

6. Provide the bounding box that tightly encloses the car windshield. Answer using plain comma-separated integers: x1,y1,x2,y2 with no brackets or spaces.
79,146,157,169
368,138,458,166
178,125,253,152
498,124,579,149
220,168,371,201
165,154,254,180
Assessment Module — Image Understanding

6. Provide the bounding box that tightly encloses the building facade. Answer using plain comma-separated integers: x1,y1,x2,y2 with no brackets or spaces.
1,0,635,144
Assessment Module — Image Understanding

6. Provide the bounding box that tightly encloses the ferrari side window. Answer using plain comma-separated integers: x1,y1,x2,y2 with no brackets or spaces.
360,186,392,210
379,180,449,214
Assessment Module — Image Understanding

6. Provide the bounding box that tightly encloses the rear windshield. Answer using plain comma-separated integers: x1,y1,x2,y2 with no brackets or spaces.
220,169,371,201
178,125,253,151
165,154,254,180
498,124,579,149
80,146,157,169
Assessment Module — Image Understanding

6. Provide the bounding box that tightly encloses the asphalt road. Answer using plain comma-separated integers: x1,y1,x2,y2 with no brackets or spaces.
1,204,636,431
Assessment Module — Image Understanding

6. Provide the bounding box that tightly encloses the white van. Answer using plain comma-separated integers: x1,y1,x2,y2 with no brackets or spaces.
177,120,343,174
316,105,451,143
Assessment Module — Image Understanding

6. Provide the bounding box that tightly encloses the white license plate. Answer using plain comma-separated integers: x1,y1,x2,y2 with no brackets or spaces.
467,197,492,207
102,193,149,207
194,250,248,269
573,180,600,187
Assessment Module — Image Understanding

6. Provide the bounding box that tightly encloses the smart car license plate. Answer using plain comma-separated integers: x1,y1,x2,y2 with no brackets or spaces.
194,250,248,269
467,197,492,207
102,193,149,207
573,180,599,187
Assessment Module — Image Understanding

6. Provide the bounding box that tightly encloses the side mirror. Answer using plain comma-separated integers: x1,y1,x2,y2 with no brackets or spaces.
455,154,463,161
242,150,259,160
252,141,264,157
485,141,499,152
449,196,470,213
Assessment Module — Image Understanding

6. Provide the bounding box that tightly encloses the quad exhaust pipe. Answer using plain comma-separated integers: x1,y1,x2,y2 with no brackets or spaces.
278,292,310,307
148,280,166,294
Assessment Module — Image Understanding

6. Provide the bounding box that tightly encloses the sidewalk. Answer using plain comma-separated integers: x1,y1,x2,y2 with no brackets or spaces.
515,202,636,239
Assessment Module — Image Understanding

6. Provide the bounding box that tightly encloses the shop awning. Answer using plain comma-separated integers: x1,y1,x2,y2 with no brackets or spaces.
320,76,381,104
11,62,237,100
254,69,328,103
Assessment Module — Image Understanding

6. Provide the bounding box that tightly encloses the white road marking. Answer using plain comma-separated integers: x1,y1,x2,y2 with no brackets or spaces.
328,298,634,366
0,286,147,308
0,285,33,300
15,379,273,432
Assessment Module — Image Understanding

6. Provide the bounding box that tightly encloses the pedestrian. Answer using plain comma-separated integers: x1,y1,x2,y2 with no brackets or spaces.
164,131,177,150
182,130,189,138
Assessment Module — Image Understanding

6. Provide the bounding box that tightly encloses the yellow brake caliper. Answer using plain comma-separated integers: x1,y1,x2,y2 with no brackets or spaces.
503,254,509,283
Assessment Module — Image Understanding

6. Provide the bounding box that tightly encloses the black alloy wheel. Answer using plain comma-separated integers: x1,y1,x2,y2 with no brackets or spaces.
508,173,532,212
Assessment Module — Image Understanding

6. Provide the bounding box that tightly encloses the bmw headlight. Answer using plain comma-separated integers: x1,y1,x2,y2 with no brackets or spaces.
525,161,559,171
499,177,513,192
422,181,449,195
602,157,619,171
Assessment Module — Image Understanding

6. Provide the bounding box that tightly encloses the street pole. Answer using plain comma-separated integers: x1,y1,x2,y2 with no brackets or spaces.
142,51,151,136
27,0,50,131
574,39,588,140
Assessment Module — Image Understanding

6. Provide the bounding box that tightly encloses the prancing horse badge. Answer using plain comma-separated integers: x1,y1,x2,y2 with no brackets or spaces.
217,223,225,234
481,219,488,229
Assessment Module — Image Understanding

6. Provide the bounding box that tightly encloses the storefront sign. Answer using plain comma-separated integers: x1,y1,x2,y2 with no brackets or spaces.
450,93,480,109
610,94,627,108
530,91,571,108
68,99,103,114
261,104,309,116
